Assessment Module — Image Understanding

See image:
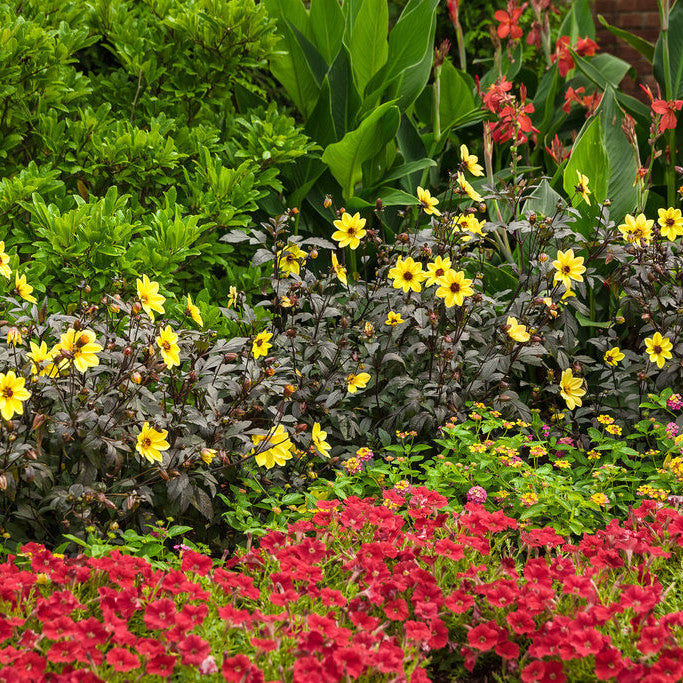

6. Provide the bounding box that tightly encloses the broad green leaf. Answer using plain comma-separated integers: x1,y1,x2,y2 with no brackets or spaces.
367,187,421,206
574,53,632,90
438,61,475,132
310,0,345,64
396,115,427,193
523,179,563,218
654,2,683,98
380,158,436,185
322,102,401,199
575,311,612,328
268,20,321,117
289,23,328,85
595,88,639,222
346,0,388,94
558,0,595,42
363,0,438,107
262,0,311,37
328,44,362,136
563,115,609,209
306,78,338,145
597,14,655,62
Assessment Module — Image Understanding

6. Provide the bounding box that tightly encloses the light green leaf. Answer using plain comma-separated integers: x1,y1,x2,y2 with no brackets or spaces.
321,101,401,199
563,114,609,209
654,2,683,98
598,14,654,62
346,0,388,94
596,88,639,222
523,179,563,217
310,0,345,64
438,61,475,132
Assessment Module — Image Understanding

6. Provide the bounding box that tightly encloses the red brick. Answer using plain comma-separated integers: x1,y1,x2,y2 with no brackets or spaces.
619,14,644,29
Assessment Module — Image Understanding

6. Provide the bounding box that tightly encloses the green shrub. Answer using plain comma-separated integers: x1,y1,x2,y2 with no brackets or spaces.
0,0,313,306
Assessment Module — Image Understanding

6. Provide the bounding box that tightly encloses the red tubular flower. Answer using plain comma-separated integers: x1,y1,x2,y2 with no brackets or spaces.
575,36,599,56
494,1,528,40
651,98,683,132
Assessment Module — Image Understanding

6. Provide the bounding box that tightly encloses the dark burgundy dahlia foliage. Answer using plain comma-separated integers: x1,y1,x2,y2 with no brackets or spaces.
1,490,683,681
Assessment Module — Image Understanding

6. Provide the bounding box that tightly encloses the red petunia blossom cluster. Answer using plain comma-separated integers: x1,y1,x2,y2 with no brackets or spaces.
551,35,599,77
1,491,683,681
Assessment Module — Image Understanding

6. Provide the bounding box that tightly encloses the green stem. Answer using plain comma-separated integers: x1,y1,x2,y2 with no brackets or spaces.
659,0,676,205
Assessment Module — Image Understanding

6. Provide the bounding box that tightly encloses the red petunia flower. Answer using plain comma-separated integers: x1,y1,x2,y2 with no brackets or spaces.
594,647,624,680
181,550,213,576
147,653,177,677
144,598,177,630
177,634,211,666
223,654,254,682
106,647,140,673
467,622,502,651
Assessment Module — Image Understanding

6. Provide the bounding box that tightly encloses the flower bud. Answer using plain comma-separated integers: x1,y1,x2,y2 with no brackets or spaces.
323,195,333,209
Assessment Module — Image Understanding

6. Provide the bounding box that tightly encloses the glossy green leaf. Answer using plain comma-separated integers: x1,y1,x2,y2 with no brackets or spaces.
345,0,388,94
558,0,595,42
598,14,655,62
321,102,401,199
596,88,639,222
563,114,609,209
654,2,683,98
523,179,563,218
438,61,475,132
310,0,344,64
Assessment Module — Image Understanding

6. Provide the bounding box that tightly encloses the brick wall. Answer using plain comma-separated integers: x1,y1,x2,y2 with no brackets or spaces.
593,0,660,97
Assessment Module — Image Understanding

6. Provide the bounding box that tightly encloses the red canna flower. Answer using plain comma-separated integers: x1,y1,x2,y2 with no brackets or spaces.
494,1,528,40
651,98,683,132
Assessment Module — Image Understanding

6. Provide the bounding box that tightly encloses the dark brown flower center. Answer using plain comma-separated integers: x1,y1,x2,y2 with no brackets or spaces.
450,283,460,293
2,387,13,398
562,265,571,274
142,437,152,448
403,272,413,281
654,345,662,354
436,268,444,277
